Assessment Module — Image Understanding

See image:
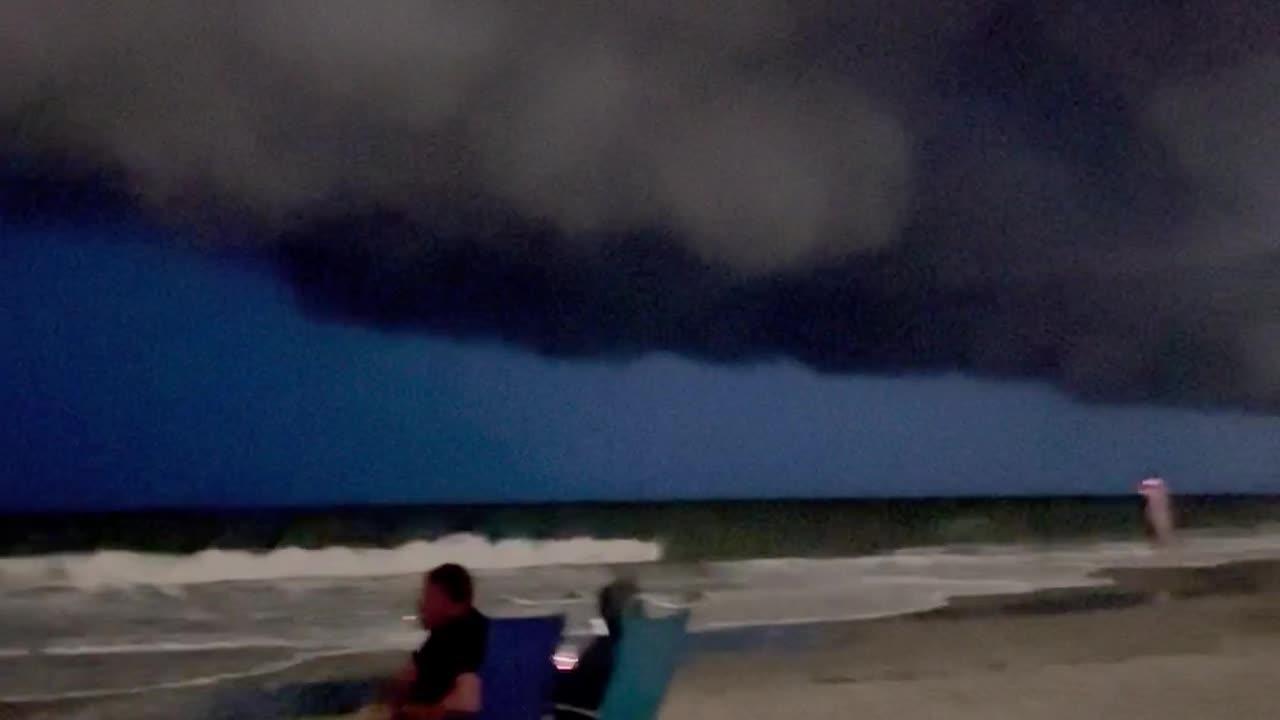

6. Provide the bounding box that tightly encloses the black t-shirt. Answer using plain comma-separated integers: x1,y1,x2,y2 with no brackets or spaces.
553,635,616,714
411,608,489,705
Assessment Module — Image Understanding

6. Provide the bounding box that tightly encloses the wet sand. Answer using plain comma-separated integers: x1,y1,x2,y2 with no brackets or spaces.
664,564,1280,719
7,560,1280,719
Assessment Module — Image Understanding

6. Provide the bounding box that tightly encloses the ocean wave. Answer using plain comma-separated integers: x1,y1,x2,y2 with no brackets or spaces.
0,648,365,704
711,531,1280,573
38,638,310,656
680,530,1280,630
6,531,1280,704
0,534,662,589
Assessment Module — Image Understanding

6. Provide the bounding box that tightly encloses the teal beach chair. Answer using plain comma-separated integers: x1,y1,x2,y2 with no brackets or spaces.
594,606,691,720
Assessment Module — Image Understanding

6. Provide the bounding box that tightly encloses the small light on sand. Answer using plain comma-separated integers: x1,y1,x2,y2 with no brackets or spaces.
553,648,579,671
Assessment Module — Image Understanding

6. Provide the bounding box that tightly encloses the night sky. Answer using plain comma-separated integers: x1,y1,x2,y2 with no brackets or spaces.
3,3,1280,507
4,228,1278,509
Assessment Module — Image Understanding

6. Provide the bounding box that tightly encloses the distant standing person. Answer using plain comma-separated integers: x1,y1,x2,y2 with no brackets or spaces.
383,563,489,720
1138,476,1175,546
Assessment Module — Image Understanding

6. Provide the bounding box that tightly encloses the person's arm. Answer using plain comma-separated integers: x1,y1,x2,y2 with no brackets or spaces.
382,661,418,707
440,672,481,714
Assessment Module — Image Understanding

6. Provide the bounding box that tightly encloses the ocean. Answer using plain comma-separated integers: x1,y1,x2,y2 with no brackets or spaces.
3,497,1280,710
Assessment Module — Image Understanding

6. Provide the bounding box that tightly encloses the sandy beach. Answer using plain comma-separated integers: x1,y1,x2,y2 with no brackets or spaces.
662,565,1280,719
6,559,1278,719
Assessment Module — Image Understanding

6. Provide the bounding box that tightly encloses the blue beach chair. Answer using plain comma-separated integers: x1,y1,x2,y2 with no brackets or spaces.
478,614,565,720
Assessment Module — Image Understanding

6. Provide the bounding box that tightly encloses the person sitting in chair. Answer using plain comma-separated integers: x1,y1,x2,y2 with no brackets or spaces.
554,579,638,719
384,563,489,720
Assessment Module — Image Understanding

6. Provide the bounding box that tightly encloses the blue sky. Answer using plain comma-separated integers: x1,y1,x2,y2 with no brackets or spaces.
3,228,1279,509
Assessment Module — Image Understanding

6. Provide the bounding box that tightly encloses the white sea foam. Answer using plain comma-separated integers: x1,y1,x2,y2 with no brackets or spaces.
7,531,1280,704
685,530,1280,631
39,638,308,656
0,534,663,589
0,648,365,704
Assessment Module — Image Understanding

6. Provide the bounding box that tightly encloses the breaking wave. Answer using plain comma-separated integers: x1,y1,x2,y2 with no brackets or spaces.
0,533,662,589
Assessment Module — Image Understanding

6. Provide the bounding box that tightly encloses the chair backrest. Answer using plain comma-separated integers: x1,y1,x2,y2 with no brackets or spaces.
478,614,566,720
596,607,690,720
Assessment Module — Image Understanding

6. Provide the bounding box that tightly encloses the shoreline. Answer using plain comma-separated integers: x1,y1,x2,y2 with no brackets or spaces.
7,558,1280,718
4,496,1279,563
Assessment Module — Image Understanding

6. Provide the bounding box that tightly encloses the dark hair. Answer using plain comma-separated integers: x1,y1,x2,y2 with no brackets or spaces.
426,563,474,605
598,579,638,637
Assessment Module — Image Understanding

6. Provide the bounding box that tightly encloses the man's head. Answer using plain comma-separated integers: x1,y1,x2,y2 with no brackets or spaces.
419,563,474,630
598,579,638,637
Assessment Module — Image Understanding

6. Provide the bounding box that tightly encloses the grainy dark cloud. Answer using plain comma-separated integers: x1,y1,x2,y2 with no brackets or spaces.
3,0,1279,410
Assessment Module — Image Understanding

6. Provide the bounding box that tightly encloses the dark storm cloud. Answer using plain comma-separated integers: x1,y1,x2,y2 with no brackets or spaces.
3,1,1280,410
